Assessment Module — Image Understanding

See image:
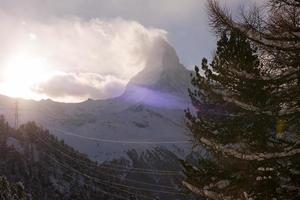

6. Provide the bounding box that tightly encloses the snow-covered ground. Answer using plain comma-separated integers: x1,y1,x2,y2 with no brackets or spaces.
0,39,194,162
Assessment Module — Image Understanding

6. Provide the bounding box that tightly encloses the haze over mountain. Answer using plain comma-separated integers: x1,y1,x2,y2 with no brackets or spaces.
0,37,198,200
0,38,193,163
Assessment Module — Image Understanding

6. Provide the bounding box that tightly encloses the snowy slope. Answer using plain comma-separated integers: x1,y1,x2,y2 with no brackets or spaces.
0,38,193,162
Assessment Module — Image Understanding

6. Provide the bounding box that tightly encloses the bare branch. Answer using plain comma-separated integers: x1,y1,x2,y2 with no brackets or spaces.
182,181,227,200
207,0,300,51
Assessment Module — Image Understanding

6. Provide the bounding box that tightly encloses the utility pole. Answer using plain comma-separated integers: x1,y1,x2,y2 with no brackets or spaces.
14,100,19,129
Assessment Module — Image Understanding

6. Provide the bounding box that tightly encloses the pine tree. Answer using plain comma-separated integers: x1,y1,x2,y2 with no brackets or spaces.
0,176,31,200
0,115,7,149
182,1,300,199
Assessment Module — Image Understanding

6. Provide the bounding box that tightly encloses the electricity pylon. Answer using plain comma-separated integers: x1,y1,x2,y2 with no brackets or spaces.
14,100,19,129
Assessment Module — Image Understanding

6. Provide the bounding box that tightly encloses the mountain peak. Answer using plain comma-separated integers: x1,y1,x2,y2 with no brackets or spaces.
120,39,191,108
127,38,190,95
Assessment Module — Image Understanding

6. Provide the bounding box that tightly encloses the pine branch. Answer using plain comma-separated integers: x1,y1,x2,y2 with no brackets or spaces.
199,136,300,161
208,0,300,51
182,181,228,200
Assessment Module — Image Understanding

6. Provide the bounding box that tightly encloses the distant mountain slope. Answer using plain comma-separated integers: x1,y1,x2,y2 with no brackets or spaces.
121,38,191,111
0,117,195,200
0,38,193,162
0,119,116,199
0,39,199,199
127,38,190,95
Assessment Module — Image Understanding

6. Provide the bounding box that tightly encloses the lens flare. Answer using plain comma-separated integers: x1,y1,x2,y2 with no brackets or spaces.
0,53,50,100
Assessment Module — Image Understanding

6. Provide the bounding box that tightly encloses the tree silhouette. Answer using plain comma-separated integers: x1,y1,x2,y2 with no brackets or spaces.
183,0,300,199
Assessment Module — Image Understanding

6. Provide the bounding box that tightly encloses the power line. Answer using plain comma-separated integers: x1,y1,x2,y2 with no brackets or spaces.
42,158,134,200
43,151,188,197
55,128,191,145
1,109,188,175
14,101,19,129
98,163,182,175
39,119,184,175
55,171,133,200
37,137,183,190
1,107,191,144
39,109,191,144
0,108,187,175
45,136,182,175
42,152,152,200
40,128,184,175
31,106,191,145
35,136,186,195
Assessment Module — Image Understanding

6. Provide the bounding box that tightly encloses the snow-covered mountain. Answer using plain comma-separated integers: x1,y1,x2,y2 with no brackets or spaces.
0,113,197,200
0,38,193,162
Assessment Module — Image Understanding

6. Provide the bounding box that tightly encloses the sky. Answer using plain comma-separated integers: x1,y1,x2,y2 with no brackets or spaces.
0,0,264,102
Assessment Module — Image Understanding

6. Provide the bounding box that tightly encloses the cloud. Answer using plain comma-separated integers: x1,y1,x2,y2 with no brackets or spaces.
0,0,266,70
33,73,126,102
0,11,168,102
0,1,266,102
21,17,167,79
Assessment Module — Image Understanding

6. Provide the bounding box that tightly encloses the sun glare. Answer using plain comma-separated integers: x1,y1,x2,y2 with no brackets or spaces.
0,54,50,100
